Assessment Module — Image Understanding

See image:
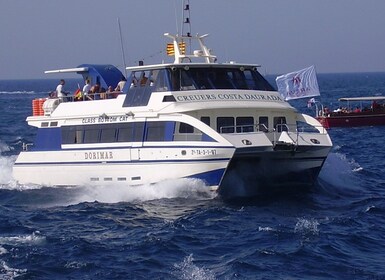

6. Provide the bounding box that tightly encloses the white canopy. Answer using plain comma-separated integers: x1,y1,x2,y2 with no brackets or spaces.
338,96,385,102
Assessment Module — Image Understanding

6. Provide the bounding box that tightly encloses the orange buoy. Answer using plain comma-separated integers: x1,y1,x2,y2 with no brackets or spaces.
32,98,46,116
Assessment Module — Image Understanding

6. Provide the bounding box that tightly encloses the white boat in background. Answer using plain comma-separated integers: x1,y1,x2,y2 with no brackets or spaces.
13,32,332,198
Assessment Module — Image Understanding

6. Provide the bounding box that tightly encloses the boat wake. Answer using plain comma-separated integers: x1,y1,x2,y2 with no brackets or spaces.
72,178,217,204
317,151,364,196
0,172,217,208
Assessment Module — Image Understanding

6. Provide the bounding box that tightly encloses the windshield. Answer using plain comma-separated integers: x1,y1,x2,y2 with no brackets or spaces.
169,67,275,91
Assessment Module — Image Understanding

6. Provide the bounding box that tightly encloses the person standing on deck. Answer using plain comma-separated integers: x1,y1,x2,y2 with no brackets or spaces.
56,79,69,100
82,79,92,100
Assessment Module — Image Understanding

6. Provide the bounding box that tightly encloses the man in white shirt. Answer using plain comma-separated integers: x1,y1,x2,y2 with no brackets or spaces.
82,79,92,100
56,79,69,100
115,77,127,91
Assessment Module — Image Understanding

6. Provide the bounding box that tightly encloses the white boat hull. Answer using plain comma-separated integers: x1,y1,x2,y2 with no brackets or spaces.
13,146,234,187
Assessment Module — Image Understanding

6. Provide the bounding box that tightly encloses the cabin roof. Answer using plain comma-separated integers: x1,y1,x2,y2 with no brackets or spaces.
45,64,125,89
126,63,261,72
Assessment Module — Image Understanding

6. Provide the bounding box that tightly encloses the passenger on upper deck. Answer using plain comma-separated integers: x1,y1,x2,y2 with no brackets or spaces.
88,83,101,100
82,79,92,100
115,77,127,92
140,73,148,86
56,79,70,101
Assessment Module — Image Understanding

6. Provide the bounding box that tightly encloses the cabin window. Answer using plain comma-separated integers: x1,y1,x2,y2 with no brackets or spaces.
154,69,170,92
133,122,145,142
201,116,210,126
296,121,319,133
100,128,116,143
117,125,134,142
62,127,75,144
84,128,100,143
236,117,254,132
258,116,269,132
274,116,287,132
179,122,194,133
62,126,84,144
145,121,175,141
117,122,145,142
245,70,275,91
180,70,196,90
227,70,248,89
124,70,153,107
217,117,234,133
173,121,214,142
145,122,167,141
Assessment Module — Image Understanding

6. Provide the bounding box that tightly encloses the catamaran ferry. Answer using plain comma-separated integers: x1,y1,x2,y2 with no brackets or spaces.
13,32,332,197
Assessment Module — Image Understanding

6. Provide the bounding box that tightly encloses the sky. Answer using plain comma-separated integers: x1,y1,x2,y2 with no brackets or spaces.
1,0,385,79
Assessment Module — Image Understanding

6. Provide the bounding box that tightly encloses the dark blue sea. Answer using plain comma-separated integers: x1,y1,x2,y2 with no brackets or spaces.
1,73,385,279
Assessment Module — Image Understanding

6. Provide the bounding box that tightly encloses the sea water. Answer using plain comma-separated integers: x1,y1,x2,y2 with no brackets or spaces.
1,74,385,279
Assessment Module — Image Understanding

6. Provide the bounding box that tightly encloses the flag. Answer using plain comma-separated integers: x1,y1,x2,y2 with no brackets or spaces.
275,65,320,101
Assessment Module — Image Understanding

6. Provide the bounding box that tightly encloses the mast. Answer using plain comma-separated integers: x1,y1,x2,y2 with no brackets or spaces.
117,17,128,77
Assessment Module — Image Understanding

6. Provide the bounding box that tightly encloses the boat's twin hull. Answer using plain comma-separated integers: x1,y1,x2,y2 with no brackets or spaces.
219,146,330,198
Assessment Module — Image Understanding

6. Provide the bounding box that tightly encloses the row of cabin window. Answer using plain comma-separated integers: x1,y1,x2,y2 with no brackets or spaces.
61,122,206,144
61,116,287,145
207,116,287,133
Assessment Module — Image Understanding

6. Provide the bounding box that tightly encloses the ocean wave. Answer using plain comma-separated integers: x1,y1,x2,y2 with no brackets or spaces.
0,156,17,186
294,218,320,236
0,141,11,153
319,152,362,188
0,246,7,255
172,254,216,280
0,261,27,280
0,91,36,95
0,231,46,246
71,178,217,205
0,178,218,209
258,226,275,232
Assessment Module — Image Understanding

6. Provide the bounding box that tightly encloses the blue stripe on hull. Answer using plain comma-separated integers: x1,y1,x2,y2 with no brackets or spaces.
186,168,225,187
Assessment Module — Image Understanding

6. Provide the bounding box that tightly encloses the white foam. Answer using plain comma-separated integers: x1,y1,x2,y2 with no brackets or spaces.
72,178,217,205
258,226,275,232
0,231,45,246
294,218,320,236
0,246,7,255
172,254,216,280
0,90,35,94
0,155,17,186
0,261,27,279
319,152,362,187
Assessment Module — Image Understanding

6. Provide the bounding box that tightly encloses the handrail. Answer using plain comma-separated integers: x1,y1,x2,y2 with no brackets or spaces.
57,91,122,103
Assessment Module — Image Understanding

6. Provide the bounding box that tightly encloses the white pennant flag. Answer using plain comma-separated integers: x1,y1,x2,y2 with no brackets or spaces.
275,65,320,101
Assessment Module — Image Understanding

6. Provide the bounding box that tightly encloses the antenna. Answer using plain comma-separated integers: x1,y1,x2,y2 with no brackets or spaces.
173,0,179,34
117,17,128,77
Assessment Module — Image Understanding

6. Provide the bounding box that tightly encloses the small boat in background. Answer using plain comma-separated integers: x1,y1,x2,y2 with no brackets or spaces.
316,96,385,128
